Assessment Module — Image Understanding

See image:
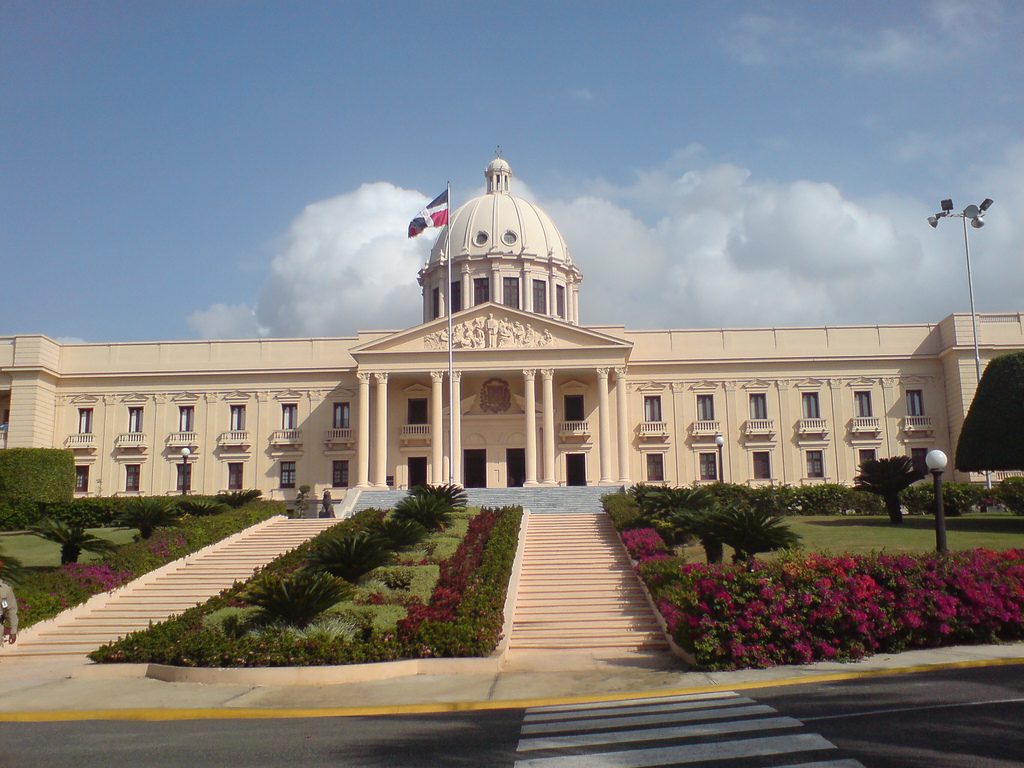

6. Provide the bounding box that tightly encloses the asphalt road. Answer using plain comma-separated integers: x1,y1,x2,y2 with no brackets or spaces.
3,663,1023,767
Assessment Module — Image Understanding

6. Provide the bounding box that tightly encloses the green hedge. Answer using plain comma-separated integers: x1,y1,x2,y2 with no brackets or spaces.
999,477,1024,515
0,449,74,530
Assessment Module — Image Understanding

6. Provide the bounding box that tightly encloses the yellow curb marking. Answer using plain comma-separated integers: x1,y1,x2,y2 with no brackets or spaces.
2,656,1022,723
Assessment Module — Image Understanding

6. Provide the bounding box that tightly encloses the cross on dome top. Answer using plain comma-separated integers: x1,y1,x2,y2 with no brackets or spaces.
485,155,512,194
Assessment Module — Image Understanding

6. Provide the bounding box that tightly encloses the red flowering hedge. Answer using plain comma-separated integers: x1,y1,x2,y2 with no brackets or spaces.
640,549,1024,670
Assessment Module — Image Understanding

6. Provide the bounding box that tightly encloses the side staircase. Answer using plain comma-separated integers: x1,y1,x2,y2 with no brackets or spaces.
507,512,669,657
350,485,617,514
3,517,339,658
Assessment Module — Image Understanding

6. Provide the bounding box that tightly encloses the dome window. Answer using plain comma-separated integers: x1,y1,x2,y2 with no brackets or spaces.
474,231,489,246
502,230,518,246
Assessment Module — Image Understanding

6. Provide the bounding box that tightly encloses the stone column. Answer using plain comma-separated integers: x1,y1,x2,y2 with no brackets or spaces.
461,267,471,309
881,377,899,458
541,369,556,485
372,373,389,488
571,284,580,324
491,265,501,305
596,368,612,484
615,367,631,484
522,267,532,312
548,267,557,320
356,372,371,488
523,369,538,486
430,370,444,484
450,371,463,486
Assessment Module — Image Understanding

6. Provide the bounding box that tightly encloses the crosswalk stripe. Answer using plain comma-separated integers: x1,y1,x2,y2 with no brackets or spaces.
517,715,803,752
521,704,777,734
524,697,757,722
513,732,837,768
527,691,740,714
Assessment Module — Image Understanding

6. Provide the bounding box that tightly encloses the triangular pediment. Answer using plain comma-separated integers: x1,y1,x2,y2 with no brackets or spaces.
171,392,200,403
689,380,719,392
795,378,827,389
743,379,773,390
847,377,879,388
222,390,251,403
351,303,632,356
121,393,149,404
274,389,304,401
69,394,100,405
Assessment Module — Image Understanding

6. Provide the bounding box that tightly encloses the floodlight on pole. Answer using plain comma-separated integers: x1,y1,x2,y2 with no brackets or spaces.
925,449,949,554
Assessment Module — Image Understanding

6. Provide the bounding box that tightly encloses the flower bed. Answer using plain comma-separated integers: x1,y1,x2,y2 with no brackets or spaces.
15,501,283,629
639,548,1024,670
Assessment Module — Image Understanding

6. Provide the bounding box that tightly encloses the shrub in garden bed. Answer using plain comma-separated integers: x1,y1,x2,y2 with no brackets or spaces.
999,477,1024,515
640,548,1024,671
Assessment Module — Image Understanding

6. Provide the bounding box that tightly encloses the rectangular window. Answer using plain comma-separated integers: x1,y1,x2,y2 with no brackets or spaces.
281,403,298,430
78,408,93,434
643,395,662,423
533,279,547,314
696,394,715,421
911,448,928,477
906,390,925,416
332,460,350,488
854,391,873,418
407,398,428,425
75,465,89,493
450,281,462,313
563,394,585,422
176,462,192,493
431,287,440,319
473,277,490,304
503,277,520,308
280,461,296,489
178,405,194,432
801,392,820,419
125,464,140,492
806,450,825,478
332,402,350,429
753,451,772,480
749,393,768,420
227,462,244,490
230,404,246,431
646,453,665,483
699,452,718,482
858,448,877,468
128,407,143,433
556,284,566,319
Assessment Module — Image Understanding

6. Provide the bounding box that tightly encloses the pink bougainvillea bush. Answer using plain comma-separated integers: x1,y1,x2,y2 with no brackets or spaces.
639,549,1024,671
620,527,670,563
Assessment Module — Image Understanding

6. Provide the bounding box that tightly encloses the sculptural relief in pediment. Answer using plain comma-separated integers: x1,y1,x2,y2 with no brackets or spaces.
424,313,554,351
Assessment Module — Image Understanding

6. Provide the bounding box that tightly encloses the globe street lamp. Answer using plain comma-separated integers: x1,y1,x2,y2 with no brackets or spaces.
928,197,994,492
925,449,948,554
179,447,191,496
715,434,725,482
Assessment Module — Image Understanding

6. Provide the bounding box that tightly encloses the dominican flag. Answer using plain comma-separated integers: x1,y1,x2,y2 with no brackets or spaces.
408,189,449,238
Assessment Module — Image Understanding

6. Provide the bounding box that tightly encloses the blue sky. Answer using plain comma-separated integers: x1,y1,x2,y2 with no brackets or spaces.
2,1,1022,342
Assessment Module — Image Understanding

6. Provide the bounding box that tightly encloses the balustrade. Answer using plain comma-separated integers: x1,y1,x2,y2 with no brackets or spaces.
114,432,147,449
218,430,250,446
902,415,933,432
166,431,198,447
691,419,720,436
269,429,303,445
850,417,881,433
744,419,775,435
65,433,96,449
797,418,828,435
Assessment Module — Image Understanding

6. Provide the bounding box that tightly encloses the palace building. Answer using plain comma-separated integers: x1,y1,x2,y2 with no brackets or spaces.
2,158,1022,500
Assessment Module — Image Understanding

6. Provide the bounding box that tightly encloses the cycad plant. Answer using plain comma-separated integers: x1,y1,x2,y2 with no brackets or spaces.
409,483,468,509
305,531,394,583
0,547,27,584
366,517,429,550
702,503,801,562
644,486,716,551
393,493,454,531
855,456,918,525
29,518,117,565
215,489,263,508
178,498,231,517
117,497,181,539
245,570,353,628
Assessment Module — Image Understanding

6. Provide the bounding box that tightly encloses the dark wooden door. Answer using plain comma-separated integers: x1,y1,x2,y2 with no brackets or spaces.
566,453,587,486
464,449,487,488
407,456,428,489
506,448,525,487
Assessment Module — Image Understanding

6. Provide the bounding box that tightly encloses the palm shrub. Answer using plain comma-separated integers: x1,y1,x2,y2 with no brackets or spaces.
643,487,714,546
998,477,1024,515
0,547,27,584
702,503,801,562
178,498,231,517
215,489,263,508
627,483,662,510
245,570,353,628
410,484,468,509
366,518,428,550
29,518,117,565
117,497,181,539
393,493,454,531
855,457,917,525
670,507,725,564
306,531,394,583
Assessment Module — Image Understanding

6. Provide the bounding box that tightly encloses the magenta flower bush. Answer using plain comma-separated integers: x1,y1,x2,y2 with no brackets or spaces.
620,527,669,562
639,549,1024,670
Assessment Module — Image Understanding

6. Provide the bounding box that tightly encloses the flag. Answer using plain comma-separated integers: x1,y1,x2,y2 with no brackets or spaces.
408,189,449,238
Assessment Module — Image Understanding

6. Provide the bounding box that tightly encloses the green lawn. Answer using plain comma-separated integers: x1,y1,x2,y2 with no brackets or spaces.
680,512,1024,562
0,527,139,568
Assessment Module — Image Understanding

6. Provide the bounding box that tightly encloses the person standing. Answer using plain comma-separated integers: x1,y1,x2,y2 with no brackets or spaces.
0,575,17,645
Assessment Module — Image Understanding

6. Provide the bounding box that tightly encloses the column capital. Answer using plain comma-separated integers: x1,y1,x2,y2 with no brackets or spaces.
430,370,445,383
596,367,611,379
356,371,372,384
614,366,627,379
540,368,554,381
373,372,389,385
451,370,463,383
523,368,537,380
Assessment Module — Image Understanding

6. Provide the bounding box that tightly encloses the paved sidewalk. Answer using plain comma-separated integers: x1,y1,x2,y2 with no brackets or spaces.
1,642,1022,719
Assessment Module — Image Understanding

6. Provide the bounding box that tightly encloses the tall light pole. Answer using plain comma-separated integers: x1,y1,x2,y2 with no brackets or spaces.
179,447,191,496
715,434,725,483
928,197,993,491
925,449,948,554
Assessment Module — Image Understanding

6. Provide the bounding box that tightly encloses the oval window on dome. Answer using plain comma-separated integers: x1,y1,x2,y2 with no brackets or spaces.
502,230,518,246
474,231,489,246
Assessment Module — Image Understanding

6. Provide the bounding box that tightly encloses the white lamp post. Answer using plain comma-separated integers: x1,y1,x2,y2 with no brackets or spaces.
179,447,191,496
925,449,948,554
928,197,993,491
715,434,725,483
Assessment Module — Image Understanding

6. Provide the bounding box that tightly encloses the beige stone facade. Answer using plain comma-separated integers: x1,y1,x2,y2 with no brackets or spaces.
1,160,1022,499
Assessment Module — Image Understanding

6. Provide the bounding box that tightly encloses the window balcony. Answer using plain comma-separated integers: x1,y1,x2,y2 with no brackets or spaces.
65,433,97,450
559,420,591,442
638,421,669,439
324,428,354,447
166,431,199,449
691,419,720,436
218,430,250,448
850,417,881,434
994,470,1024,480
269,429,303,446
902,415,933,434
114,432,147,450
400,424,431,446
797,418,829,436
744,419,775,436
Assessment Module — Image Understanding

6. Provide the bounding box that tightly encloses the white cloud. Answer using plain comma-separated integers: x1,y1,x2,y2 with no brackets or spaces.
186,303,266,339
568,88,595,103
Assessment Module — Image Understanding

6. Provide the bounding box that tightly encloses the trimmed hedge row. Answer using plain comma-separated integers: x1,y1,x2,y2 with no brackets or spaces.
90,506,521,666
15,500,284,630
0,449,75,530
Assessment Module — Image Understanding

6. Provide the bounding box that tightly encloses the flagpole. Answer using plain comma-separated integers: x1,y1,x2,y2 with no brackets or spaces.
445,180,455,486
